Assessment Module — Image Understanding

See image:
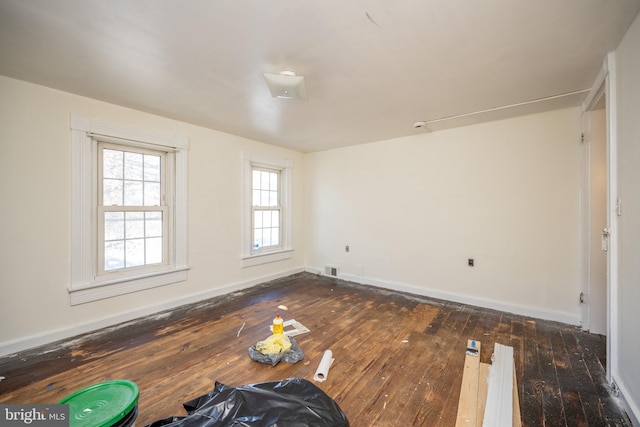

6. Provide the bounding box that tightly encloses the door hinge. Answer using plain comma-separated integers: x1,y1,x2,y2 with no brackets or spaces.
580,292,586,304
581,133,585,143
616,197,622,216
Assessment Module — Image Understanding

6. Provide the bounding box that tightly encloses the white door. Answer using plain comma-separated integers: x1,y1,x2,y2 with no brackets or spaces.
586,107,608,335
581,53,618,383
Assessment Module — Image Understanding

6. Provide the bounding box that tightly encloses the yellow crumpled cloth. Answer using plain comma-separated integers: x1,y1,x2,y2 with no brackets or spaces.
255,333,292,355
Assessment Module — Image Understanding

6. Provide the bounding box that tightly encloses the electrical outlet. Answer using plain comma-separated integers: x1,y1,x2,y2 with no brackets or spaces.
345,245,350,253
468,258,474,267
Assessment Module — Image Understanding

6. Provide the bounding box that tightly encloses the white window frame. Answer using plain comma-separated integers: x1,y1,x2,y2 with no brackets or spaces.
251,165,284,254
241,152,293,267
70,115,189,305
97,142,169,275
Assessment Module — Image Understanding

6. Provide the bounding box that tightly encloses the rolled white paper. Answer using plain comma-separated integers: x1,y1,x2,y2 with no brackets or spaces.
313,350,335,382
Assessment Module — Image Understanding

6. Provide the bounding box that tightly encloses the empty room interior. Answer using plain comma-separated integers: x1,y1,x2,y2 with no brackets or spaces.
1,1,640,426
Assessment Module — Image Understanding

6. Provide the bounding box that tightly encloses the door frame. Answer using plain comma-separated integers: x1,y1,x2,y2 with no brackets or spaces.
581,52,618,384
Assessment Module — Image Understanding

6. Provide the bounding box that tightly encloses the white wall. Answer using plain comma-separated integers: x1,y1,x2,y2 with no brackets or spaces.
305,108,582,323
0,76,305,354
0,76,588,356
614,11,640,423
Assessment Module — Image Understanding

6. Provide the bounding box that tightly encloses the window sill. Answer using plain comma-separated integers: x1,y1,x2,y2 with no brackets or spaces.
69,266,190,305
241,249,294,268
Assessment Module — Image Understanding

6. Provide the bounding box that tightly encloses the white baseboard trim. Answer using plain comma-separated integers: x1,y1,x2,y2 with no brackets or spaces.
327,270,580,326
0,267,304,357
614,374,640,425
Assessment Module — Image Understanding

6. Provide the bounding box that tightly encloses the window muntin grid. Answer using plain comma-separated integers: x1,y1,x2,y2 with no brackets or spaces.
99,144,167,273
252,168,281,251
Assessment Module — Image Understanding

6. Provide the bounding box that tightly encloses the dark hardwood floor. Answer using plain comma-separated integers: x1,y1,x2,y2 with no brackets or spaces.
0,273,631,426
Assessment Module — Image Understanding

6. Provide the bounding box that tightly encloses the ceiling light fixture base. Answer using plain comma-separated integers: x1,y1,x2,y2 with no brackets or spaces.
263,71,307,100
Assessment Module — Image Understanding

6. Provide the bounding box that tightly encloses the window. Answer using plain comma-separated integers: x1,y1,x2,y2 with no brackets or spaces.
241,152,293,267
70,115,189,305
98,144,167,274
252,167,282,252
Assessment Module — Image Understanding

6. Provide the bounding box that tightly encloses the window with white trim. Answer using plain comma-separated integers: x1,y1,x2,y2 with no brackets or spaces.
241,152,293,267
252,166,282,252
70,115,189,305
98,143,168,274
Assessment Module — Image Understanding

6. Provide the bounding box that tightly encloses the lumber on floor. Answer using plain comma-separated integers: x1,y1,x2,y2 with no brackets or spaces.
0,273,631,426
455,340,482,426
478,362,490,424
456,341,522,427
484,343,514,426
478,363,522,427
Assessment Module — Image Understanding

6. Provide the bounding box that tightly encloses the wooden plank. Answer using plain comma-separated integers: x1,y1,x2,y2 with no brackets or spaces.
455,340,482,427
521,319,544,427
477,362,490,425
483,343,514,427
549,329,587,426
364,305,442,427
537,326,567,426
335,303,440,426
478,359,521,427
561,330,604,425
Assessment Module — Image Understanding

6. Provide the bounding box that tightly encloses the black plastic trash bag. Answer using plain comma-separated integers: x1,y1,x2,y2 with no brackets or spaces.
145,377,349,427
248,336,304,366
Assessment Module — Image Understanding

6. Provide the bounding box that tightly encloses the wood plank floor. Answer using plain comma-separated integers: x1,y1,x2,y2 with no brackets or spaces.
0,273,631,426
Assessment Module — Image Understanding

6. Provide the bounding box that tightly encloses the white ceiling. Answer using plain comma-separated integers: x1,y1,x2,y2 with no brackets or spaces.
1,1,638,152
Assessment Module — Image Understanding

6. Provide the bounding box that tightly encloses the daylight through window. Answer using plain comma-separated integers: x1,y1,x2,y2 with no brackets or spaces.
252,167,281,252
98,144,168,273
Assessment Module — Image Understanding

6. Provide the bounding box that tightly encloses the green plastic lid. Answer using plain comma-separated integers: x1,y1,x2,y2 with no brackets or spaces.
58,380,139,427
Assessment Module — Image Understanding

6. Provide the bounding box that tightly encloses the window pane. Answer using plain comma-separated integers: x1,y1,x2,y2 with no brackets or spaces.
254,210,263,228
126,212,144,239
263,210,271,227
105,240,125,271
126,239,144,267
252,168,280,209
144,182,161,206
145,211,163,237
146,237,163,264
254,229,263,249
272,210,280,227
103,149,123,179
261,171,270,190
124,152,143,180
144,154,161,182
260,191,270,206
269,190,278,206
103,179,123,206
271,228,280,246
124,180,143,205
97,143,170,275
263,228,271,247
104,212,124,241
